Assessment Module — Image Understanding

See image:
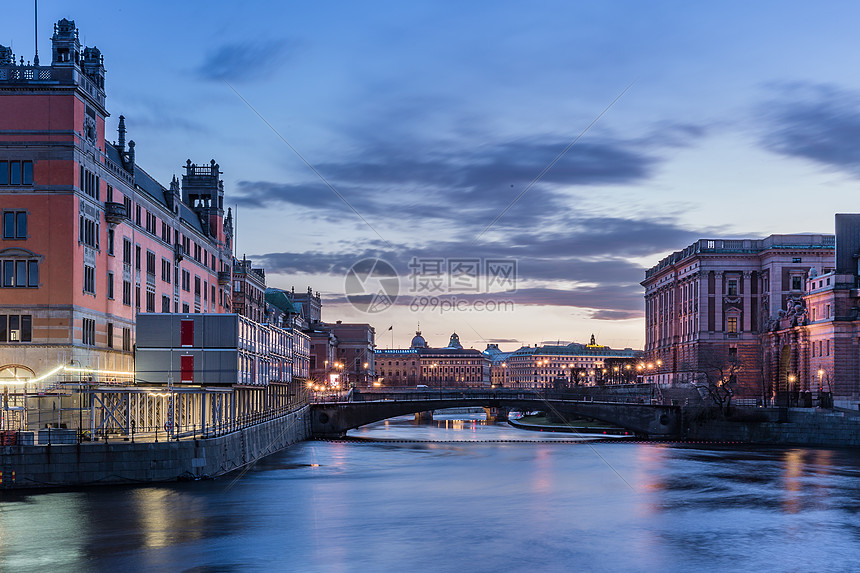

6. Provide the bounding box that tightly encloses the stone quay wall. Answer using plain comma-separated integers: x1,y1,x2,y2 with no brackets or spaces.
0,405,311,489
685,408,860,447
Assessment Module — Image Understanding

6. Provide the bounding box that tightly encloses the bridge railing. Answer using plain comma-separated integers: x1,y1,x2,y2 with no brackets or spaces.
311,387,656,405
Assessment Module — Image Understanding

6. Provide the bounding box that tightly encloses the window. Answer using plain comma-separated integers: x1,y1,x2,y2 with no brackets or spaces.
182,303,189,313
162,295,171,313
79,215,99,249
122,327,131,352
791,276,802,291
107,322,114,348
145,211,158,235
0,314,32,342
0,161,34,185
826,304,831,319
727,317,738,333
135,285,141,309
135,245,141,270
2,211,27,239
792,257,802,263
727,280,738,297
123,238,132,266
122,280,132,306
181,269,191,292
107,229,114,255
78,166,99,199
161,258,171,282
82,318,95,346
146,288,155,312
107,271,114,299
135,204,141,226
146,251,156,276
83,265,95,294
1,258,39,287
107,184,114,203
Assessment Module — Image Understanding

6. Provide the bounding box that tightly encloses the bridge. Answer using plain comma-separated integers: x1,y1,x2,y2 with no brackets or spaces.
310,388,683,439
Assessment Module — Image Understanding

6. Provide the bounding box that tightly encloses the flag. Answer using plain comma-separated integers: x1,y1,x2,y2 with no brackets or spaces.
388,326,393,331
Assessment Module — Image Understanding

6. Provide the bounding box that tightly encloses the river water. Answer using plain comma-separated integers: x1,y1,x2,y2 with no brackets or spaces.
2,413,860,572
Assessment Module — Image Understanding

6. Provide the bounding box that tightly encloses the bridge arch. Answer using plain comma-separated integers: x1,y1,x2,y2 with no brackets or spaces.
310,392,681,438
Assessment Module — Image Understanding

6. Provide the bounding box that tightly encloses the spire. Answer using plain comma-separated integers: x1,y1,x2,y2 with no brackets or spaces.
117,115,126,152
33,0,39,66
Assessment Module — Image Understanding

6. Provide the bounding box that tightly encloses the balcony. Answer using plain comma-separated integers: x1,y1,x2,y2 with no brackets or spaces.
218,271,231,285
104,202,127,225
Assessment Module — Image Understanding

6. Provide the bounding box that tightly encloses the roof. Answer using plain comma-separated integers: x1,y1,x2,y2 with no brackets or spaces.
265,288,301,315
105,142,206,235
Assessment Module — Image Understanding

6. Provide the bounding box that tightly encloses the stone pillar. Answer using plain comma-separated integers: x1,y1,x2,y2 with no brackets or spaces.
414,410,434,422
714,272,724,331
484,406,508,422
743,271,752,332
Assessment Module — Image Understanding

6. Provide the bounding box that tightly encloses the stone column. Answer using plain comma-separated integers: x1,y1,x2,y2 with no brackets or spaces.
743,271,752,333
714,272,724,332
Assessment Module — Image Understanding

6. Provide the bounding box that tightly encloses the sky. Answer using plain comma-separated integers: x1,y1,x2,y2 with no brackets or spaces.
5,1,860,351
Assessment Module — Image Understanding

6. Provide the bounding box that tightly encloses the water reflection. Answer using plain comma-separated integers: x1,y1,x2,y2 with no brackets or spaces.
2,414,860,572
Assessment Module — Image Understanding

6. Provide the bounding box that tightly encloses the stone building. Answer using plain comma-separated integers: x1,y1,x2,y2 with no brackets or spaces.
759,215,860,405
642,233,836,399
0,20,233,384
503,336,641,389
376,331,490,388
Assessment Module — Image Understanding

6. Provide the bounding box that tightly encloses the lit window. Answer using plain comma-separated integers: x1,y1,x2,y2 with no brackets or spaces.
727,317,738,333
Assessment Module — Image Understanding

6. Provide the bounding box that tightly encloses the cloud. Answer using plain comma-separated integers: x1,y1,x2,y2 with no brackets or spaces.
590,309,643,321
250,214,701,285
232,135,660,232
759,82,860,175
196,40,297,82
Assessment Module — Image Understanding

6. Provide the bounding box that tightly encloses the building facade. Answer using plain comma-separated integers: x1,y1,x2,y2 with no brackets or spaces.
0,20,233,384
503,336,641,389
642,234,836,398
376,331,490,388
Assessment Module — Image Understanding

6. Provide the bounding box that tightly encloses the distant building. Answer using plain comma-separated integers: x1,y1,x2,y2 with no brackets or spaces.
483,344,513,387
642,234,835,398
326,321,376,388
503,336,640,389
232,257,266,323
376,331,490,388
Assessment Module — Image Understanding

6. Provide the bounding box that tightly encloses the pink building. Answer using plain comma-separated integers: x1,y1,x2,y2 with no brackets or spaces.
0,20,233,384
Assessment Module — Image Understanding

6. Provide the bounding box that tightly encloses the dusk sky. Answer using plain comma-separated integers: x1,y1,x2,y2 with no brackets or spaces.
5,1,860,351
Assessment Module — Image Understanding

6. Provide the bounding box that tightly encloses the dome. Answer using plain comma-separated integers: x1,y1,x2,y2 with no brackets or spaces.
411,331,428,348
447,332,462,349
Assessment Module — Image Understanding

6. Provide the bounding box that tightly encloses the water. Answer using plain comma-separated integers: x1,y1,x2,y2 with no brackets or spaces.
2,413,860,572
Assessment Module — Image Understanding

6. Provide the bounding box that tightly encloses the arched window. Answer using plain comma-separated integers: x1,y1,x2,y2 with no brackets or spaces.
0,364,35,384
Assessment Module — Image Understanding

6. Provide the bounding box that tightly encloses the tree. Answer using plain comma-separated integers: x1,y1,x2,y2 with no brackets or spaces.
680,349,741,415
